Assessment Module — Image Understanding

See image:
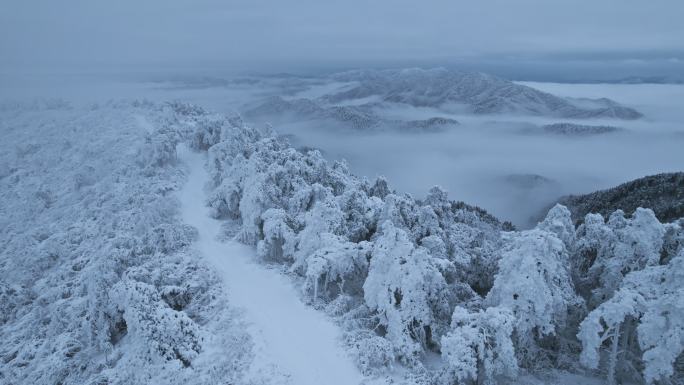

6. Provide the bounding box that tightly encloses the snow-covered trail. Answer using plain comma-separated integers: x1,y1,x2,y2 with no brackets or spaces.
177,146,365,385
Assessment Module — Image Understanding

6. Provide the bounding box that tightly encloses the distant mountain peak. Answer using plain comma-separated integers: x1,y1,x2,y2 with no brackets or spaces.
326,68,643,120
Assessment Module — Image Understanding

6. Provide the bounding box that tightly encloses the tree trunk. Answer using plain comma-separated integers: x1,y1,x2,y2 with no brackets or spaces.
607,323,621,385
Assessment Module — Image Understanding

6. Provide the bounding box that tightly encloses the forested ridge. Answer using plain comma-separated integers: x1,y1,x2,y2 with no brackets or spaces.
1,100,682,385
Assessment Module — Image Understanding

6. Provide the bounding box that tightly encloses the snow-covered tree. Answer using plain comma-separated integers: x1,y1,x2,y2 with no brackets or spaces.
293,191,347,270
578,249,684,384
189,113,227,151
575,208,665,307
573,213,615,298
305,239,371,301
377,193,421,238
256,208,296,262
440,306,518,385
108,279,202,368
538,204,577,250
345,330,395,375
661,219,684,264
363,221,450,362
337,187,382,243
485,225,582,367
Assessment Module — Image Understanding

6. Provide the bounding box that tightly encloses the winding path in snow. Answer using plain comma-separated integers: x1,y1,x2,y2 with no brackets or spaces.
178,146,366,385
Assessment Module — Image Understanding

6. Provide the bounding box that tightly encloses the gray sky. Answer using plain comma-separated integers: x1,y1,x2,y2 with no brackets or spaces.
1,0,683,74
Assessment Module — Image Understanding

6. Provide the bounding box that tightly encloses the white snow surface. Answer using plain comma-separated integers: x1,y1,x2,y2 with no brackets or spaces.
178,145,366,385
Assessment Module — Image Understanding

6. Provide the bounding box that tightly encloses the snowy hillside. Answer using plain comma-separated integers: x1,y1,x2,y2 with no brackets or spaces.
326,68,643,119
0,101,253,384
242,68,642,135
1,100,683,385
553,173,684,224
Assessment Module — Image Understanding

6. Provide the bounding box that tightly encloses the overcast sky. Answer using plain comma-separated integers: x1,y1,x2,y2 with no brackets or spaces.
1,0,683,75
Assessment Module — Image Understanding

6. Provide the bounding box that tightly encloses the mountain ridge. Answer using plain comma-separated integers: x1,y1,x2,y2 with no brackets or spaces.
548,172,684,224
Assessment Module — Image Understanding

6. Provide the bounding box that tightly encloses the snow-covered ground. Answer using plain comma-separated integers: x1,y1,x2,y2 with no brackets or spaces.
178,145,366,385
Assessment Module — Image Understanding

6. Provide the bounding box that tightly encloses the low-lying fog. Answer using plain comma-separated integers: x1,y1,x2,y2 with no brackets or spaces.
263,83,684,228
2,75,682,228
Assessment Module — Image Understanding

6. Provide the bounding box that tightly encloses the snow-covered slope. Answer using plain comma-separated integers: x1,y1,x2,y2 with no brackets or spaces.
553,172,684,224
0,101,252,385
327,68,642,119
